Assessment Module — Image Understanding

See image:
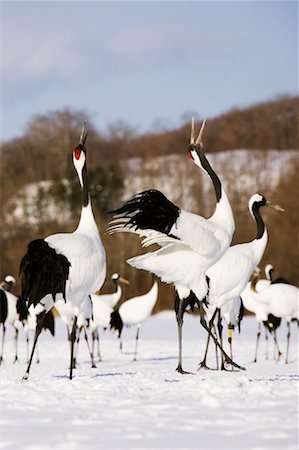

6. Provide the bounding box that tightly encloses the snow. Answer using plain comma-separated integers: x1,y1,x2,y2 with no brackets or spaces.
1,312,298,449
5,149,299,227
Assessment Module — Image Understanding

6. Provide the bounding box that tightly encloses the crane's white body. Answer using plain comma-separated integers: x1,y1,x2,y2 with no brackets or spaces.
207,232,268,309
44,204,106,314
90,299,113,330
128,191,234,302
242,282,299,323
241,282,270,322
0,287,23,330
119,281,158,326
93,284,122,309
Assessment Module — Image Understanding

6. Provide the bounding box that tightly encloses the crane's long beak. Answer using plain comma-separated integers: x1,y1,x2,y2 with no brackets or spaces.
266,200,285,212
190,117,206,147
79,122,89,146
119,277,130,285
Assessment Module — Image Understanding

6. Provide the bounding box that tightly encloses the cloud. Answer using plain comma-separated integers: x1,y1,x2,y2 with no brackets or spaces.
3,24,84,80
109,24,243,62
109,25,200,60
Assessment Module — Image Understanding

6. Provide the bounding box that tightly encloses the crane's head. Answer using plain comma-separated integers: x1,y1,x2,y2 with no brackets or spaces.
188,117,207,173
73,123,88,186
111,273,130,285
265,264,274,281
4,275,16,285
249,194,284,218
2,275,16,292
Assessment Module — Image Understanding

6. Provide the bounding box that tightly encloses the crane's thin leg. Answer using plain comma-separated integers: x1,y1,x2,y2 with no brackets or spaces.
273,330,283,361
22,311,46,380
253,323,261,363
228,327,233,361
285,321,291,364
66,325,71,350
69,316,78,380
96,329,101,362
133,326,140,362
217,311,226,370
264,326,269,360
0,324,6,364
91,329,95,361
91,329,101,362
198,309,218,370
175,299,192,374
213,324,219,370
13,328,19,363
36,342,40,364
83,328,96,368
73,327,81,368
200,311,245,371
26,332,30,362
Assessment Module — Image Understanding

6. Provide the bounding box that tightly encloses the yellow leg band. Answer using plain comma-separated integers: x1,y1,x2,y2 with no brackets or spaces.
228,328,233,339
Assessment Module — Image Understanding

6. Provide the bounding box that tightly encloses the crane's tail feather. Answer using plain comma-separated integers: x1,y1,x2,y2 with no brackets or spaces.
110,310,123,337
108,189,180,235
19,239,71,307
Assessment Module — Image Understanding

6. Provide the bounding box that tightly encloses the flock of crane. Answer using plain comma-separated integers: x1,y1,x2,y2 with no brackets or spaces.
0,120,298,379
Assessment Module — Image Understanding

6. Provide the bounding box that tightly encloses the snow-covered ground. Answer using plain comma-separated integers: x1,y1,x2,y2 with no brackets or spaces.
1,312,298,449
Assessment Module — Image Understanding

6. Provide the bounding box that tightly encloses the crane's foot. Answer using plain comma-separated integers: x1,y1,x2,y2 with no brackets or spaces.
13,356,19,364
224,355,246,371
91,363,97,368
197,360,215,371
176,364,193,375
22,372,29,381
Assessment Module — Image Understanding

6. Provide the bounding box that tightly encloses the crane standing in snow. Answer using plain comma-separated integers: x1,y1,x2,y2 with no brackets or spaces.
90,273,129,361
110,276,158,361
199,194,284,370
0,276,26,364
20,124,106,380
108,119,242,373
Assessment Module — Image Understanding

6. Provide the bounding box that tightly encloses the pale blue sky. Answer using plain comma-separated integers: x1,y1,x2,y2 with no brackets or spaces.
2,1,298,141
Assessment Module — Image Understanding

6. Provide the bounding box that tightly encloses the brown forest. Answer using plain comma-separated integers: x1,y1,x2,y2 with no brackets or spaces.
1,95,299,311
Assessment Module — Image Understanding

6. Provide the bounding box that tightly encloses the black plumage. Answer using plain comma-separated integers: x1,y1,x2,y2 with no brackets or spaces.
110,310,124,338
112,189,180,235
271,277,290,285
19,239,71,307
0,290,8,325
40,310,55,336
16,296,28,323
263,313,281,333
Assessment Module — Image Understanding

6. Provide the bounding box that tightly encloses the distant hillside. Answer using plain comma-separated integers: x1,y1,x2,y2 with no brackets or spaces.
1,95,298,205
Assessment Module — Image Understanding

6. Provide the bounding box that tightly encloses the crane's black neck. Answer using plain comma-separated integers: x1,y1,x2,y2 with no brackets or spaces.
198,148,222,203
252,203,265,240
81,162,89,208
113,279,118,293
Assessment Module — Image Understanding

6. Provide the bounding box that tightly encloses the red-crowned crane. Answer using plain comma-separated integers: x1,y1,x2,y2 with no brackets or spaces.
110,277,158,361
90,273,129,361
200,194,284,369
108,119,239,373
20,124,106,380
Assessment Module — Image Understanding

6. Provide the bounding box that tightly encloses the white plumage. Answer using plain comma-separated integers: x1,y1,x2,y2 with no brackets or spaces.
255,264,273,292
118,279,158,326
206,194,283,310
110,279,159,360
241,271,298,363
